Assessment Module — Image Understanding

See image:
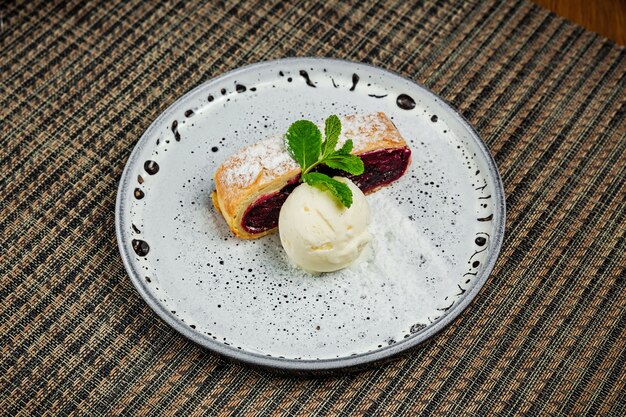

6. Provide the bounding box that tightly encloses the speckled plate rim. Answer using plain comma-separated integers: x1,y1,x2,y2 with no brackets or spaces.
115,57,506,375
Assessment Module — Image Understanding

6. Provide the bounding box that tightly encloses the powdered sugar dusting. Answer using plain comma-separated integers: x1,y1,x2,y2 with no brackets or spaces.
221,136,298,188
340,113,400,152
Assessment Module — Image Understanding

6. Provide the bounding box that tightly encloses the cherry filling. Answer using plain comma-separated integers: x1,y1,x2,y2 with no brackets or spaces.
241,146,411,234
241,177,300,233
341,146,412,193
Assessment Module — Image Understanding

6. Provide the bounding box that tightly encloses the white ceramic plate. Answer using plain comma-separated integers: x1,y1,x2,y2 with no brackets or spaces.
116,57,505,374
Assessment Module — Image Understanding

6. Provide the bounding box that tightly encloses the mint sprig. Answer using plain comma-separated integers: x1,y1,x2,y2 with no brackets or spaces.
285,115,365,208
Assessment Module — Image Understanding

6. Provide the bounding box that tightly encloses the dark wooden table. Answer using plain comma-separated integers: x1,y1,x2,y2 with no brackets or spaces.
533,0,626,45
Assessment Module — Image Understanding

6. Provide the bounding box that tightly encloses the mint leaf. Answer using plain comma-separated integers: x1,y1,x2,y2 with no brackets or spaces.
335,139,353,155
323,154,365,175
322,115,341,158
285,120,321,172
302,172,353,208
321,138,363,175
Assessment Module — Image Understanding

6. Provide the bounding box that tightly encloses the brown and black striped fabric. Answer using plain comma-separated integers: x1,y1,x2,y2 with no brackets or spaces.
2,0,625,415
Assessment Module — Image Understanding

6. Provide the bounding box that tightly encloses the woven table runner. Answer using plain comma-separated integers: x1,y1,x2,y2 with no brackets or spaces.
2,0,625,415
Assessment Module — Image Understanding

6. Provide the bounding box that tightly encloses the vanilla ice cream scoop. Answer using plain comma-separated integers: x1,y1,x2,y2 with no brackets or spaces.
278,177,372,273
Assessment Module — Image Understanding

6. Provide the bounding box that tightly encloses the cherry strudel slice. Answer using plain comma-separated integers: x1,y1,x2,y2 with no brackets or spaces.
211,112,411,239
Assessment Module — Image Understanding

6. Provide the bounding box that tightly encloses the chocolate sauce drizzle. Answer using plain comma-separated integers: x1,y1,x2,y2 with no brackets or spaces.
369,94,387,98
131,224,141,234
396,94,416,110
475,179,488,191
144,160,159,175
171,120,181,141
331,78,338,88
137,175,144,184
132,239,150,256
469,247,487,261
410,323,426,333
436,301,454,312
477,214,493,222
456,285,466,295
299,70,316,87
349,73,359,91
445,227,491,316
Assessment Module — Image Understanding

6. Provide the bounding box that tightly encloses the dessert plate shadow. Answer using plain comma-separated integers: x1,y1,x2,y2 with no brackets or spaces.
115,57,506,375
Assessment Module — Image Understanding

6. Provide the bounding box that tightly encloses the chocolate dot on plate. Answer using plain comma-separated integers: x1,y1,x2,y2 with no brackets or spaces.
144,160,159,175
472,261,480,268
431,115,438,122
475,237,487,246
396,94,416,110
171,120,181,141
349,73,359,91
134,188,144,199
211,146,218,152
132,239,150,256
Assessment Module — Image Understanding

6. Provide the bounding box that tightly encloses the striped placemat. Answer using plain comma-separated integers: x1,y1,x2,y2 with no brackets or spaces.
2,0,624,415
